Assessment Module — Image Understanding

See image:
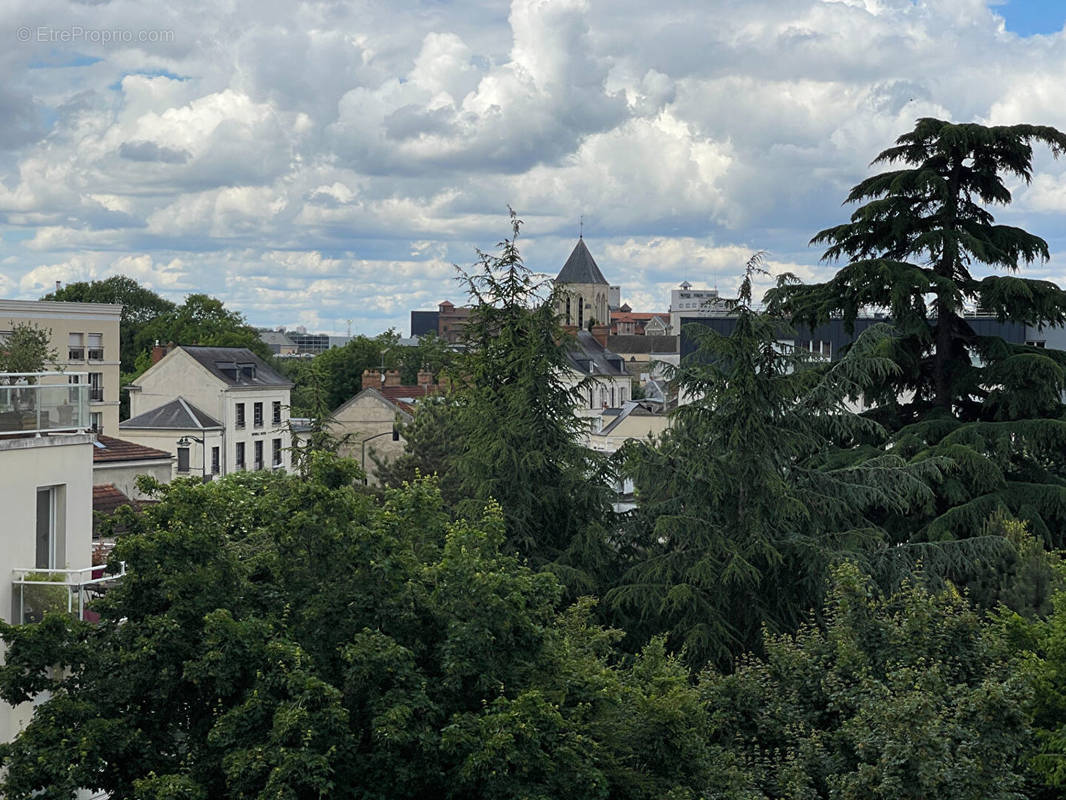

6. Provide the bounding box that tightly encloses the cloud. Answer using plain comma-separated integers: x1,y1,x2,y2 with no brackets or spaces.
2,0,1066,336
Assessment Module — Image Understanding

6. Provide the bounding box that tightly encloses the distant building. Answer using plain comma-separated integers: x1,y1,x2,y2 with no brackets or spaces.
408,301,473,343
562,326,632,415
669,282,730,334
91,435,173,502
123,345,293,478
610,310,672,336
0,299,122,435
286,330,331,354
259,329,297,355
555,239,610,329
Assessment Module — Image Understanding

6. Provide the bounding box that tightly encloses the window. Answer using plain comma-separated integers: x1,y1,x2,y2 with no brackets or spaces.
254,440,264,470
211,446,220,475
272,401,282,425
1027,340,1047,348
177,446,190,474
87,333,103,360
272,438,282,467
89,372,103,402
90,412,102,433
235,442,245,469
68,332,84,361
253,402,263,427
35,487,57,569
619,385,627,404
235,403,245,429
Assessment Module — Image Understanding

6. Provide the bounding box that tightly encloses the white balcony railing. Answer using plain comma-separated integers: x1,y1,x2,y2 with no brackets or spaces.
0,373,90,436
11,563,126,624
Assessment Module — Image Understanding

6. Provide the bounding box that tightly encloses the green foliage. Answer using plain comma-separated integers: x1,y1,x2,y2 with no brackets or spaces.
766,118,1066,547
43,276,176,374
613,255,942,669
0,322,58,380
133,294,271,366
704,562,1036,800
374,394,464,498
0,464,711,800
446,210,618,587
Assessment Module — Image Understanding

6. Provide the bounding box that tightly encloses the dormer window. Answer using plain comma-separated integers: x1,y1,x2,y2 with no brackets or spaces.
216,361,238,380
238,363,256,381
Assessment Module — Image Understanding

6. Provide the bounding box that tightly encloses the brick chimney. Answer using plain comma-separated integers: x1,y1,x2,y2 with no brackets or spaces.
151,340,166,364
362,369,380,390
591,323,609,348
384,369,402,387
417,368,433,387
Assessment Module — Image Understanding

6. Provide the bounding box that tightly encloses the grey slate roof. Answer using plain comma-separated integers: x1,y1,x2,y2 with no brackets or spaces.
556,239,608,285
120,397,223,431
180,346,292,388
606,334,680,355
565,330,628,377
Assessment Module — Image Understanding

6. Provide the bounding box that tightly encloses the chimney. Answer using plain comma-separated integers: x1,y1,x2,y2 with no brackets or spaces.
417,368,433,387
591,323,609,348
384,369,402,387
362,369,380,390
55,280,62,292
151,340,166,364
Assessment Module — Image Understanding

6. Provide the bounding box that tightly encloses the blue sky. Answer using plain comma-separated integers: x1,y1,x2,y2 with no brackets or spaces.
4,0,1066,335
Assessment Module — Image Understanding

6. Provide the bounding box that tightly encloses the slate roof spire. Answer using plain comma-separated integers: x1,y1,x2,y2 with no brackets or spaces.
556,238,608,285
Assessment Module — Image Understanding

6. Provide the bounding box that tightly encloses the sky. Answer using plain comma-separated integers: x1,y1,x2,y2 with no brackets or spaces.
3,0,1066,336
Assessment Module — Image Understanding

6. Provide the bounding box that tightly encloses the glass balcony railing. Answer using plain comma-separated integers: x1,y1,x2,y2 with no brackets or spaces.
0,372,90,436
11,563,126,624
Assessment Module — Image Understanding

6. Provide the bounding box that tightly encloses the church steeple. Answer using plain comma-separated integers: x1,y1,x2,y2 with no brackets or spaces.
556,239,608,286
555,238,610,328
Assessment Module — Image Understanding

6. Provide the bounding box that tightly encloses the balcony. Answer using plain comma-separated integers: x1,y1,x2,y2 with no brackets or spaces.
0,373,90,436
11,563,126,624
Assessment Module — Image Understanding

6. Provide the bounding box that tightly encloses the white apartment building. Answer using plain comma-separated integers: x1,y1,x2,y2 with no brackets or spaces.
0,372,103,745
0,300,123,435
122,345,293,479
669,282,730,335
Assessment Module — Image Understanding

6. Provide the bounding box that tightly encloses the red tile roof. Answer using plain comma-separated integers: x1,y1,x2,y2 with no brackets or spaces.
93,435,172,463
93,484,136,516
377,384,440,413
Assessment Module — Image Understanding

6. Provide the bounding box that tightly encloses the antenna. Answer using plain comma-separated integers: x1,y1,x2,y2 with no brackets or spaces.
346,319,352,338
579,215,584,239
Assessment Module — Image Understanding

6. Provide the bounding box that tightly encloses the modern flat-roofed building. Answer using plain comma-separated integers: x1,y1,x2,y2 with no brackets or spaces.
0,299,122,435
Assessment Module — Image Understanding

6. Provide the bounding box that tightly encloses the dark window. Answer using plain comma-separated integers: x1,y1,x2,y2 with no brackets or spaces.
253,402,263,427
235,442,245,469
272,438,282,467
177,447,190,473
89,372,103,402
272,401,281,425
254,440,264,470
211,446,220,474
35,488,53,570
235,403,245,429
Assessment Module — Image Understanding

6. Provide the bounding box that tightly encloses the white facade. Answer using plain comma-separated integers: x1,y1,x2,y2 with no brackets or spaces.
669,284,730,334
125,348,292,477
0,431,94,744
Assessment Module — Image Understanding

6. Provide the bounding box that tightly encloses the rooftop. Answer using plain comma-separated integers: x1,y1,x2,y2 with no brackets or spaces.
121,397,223,431
179,346,292,388
93,435,172,463
556,239,608,286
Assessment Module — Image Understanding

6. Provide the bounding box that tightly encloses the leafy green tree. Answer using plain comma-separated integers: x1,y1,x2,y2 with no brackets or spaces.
767,119,1066,543
373,394,464,498
0,464,712,800
448,210,618,588
133,294,272,366
0,322,57,381
704,562,1037,800
43,276,176,373
279,333,397,416
612,256,940,669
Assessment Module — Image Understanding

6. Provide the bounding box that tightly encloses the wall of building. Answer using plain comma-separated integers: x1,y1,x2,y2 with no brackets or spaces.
331,393,408,484
0,433,93,745
92,459,176,498
0,300,122,436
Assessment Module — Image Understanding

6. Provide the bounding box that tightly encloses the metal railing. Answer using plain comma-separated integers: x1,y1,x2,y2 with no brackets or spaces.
11,562,126,624
0,372,89,436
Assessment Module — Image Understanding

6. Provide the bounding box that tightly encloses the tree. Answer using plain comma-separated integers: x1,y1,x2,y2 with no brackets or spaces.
704,562,1037,800
43,276,176,373
767,119,1066,544
611,256,940,669
447,210,618,589
0,322,57,382
373,394,465,499
133,294,272,366
0,464,713,800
